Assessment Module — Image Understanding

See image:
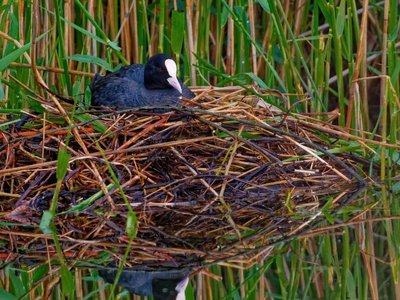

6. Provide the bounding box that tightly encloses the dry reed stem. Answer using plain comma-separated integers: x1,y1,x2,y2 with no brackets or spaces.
346,0,369,131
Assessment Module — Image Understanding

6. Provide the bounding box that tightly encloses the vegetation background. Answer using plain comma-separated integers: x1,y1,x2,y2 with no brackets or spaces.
0,0,399,299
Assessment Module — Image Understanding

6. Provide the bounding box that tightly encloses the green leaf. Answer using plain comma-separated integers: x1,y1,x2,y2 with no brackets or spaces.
245,72,268,88
66,54,113,72
84,86,92,108
60,265,74,299
56,149,70,180
185,280,195,300
220,4,229,28
321,197,334,224
27,98,46,113
392,181,400,193
73,0,125,64
256,0,270,13
389,21,399,41
59,15,120,51
336,0,346,37
74,114,107,133
7,12,19,41
126,211,138,239
0,289,18,300
0,42,32,72
171,11,185,54
32,265,50,284
6,266,25,298
346,270,356,299
316,0,332,24
107,41,120,51
0,81,4,101
65,183,114,213
0,30,48,73
39,210,54,234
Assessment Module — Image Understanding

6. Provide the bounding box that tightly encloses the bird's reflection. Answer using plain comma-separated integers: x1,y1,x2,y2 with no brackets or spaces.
99,267,192,300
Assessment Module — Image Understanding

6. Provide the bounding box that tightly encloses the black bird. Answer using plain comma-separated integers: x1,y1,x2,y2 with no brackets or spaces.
99,267,191,300
90,54,194,109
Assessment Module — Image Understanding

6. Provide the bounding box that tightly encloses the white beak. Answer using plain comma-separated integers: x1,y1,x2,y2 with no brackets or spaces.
175,276,189,300
167,76,183,94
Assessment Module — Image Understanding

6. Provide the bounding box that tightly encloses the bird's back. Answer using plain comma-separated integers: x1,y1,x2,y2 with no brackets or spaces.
113,64,145,83
91,76,147,108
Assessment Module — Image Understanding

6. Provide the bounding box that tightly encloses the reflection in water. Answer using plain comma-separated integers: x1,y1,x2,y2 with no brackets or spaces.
99,267,192,300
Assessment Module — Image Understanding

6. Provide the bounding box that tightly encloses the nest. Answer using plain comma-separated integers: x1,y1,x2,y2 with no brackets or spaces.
0,87,368,269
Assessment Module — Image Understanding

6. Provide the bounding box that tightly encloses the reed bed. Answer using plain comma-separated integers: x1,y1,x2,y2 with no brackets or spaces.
1,0,399,299
0,88,368,270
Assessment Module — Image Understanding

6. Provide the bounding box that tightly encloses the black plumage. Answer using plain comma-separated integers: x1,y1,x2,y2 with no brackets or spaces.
90,54,194,109
99,267,191,300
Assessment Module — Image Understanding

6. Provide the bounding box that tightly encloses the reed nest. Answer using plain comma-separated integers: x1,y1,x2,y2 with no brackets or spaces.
0,87,368,269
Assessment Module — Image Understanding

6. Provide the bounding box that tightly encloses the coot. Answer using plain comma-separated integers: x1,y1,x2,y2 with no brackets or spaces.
90,54,194,109
99,267,191,300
